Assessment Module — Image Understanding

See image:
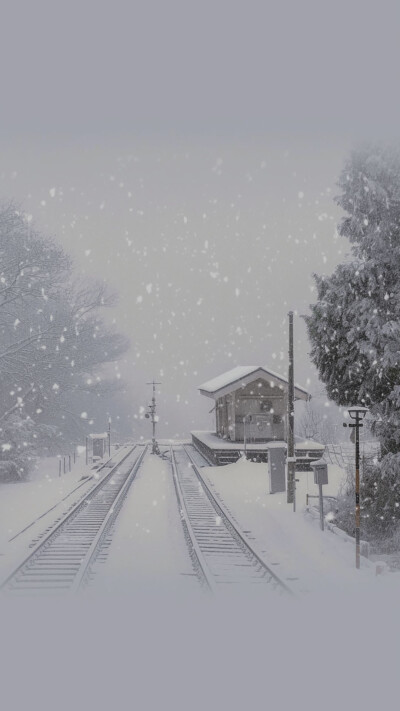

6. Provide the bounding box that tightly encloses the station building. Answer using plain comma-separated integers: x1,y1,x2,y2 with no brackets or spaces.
191,365,324,468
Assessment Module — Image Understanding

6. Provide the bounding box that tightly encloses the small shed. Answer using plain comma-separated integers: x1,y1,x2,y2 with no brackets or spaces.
87,433,108,461
198,365,309,443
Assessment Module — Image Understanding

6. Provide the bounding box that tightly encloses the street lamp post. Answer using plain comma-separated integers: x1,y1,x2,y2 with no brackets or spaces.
108,417,111,457
344,405,368,569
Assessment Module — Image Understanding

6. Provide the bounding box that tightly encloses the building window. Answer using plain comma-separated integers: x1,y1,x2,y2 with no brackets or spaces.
260,401,272,412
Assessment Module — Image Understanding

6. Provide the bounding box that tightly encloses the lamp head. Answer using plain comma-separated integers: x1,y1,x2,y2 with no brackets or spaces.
347,405,368,421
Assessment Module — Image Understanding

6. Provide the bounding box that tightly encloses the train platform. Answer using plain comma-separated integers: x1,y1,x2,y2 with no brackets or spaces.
191,430,325,469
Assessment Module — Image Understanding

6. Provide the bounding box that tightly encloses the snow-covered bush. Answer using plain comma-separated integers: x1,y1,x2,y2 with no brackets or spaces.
361,454,400,546
335,455,400,550
0,414,37,481
0,461,19,482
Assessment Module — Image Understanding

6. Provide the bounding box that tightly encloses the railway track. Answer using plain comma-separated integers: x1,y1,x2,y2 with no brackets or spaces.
171,444,293,596
1,444,147,596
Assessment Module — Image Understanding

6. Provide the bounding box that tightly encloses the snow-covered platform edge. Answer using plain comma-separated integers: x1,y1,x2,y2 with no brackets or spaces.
191,431,325,469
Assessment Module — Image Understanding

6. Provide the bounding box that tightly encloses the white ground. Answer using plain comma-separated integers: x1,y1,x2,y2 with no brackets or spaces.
1,445,399,711
1,444,398,596
0,446,129,583
92,453,199,595
87,446,400,599
201,457,376,596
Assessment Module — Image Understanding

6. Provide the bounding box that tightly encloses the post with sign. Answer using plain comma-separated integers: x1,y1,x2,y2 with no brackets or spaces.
310,458,328,531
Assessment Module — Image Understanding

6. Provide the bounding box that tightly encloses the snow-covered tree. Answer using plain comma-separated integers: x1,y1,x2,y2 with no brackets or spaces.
306,145,400,451
12,278,129,429
305,145,400,542
296,398,343,444
0,203,130,477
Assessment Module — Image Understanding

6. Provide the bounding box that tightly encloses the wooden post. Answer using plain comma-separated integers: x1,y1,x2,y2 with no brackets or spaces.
230,392,236,441
319,482,324,531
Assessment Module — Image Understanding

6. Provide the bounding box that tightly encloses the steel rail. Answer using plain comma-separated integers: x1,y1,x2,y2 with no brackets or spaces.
170,446,216,594
69,445,148,592
7,446,132,544
1,444,146,595
174,444,293,595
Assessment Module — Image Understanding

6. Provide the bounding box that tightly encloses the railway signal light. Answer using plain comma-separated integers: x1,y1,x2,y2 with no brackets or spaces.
146,380,161,454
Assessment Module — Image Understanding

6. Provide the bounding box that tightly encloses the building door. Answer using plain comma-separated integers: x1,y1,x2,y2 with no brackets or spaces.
93,439,104,458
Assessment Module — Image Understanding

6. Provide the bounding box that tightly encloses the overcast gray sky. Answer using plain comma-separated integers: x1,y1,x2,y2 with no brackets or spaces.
1,1,400,437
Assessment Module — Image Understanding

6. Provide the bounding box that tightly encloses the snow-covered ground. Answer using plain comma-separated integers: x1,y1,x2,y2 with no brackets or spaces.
88,449,359,598
92,453,199,595
0,445,399,711
1,444,398,596
88,446,400,600
202,457,377,597
0,447,128,583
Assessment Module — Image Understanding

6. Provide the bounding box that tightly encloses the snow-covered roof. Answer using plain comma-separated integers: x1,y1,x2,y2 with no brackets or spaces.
88,433,108,439
198,366,309,401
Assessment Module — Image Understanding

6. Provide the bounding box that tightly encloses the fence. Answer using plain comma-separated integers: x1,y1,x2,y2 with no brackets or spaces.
57,450,77,477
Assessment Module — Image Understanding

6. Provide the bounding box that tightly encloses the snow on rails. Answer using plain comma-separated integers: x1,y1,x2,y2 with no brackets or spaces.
1,443,294,597
0,444,147,595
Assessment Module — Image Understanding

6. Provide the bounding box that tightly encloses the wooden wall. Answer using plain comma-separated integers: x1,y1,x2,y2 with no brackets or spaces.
216,379,287,442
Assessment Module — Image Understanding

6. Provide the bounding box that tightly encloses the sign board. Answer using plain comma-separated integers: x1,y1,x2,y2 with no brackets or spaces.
93,438,105,458
310,458,328,485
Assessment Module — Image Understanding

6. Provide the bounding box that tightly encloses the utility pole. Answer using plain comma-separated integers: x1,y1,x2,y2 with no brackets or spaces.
108,417,111,457
146,380,161,454
287,311,296,509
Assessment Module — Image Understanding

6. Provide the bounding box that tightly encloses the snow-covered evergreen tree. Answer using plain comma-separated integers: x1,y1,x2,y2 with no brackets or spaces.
305,145,400,542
